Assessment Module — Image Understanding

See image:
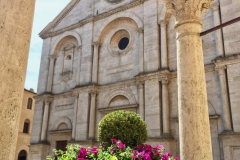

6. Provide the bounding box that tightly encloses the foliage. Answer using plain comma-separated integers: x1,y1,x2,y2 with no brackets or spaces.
47,138,180,160
98,110,147,148
46,144,80,160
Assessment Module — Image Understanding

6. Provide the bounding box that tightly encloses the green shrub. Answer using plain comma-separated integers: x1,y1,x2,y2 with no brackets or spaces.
98,110,147,148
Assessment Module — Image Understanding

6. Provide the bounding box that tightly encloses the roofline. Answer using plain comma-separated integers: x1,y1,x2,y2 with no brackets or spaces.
24,88,37,94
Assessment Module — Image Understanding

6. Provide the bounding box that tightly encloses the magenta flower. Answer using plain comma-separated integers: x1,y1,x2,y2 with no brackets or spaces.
110,138,118,143
78,147,88,158
118,142,126,149
90,147,98,155
156,144,163,150
174,157,180,160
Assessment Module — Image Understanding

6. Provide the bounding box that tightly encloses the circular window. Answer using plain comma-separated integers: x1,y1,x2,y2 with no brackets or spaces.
118,37,129,50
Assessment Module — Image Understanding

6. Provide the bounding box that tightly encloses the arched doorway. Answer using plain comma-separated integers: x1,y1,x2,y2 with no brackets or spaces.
18,150,27,160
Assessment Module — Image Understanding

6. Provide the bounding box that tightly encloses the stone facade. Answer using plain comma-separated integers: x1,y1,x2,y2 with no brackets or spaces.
15,89,36,160
30,0,240,159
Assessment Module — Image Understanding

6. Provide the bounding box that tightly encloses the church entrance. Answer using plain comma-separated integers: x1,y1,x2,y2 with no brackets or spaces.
18,150,27,160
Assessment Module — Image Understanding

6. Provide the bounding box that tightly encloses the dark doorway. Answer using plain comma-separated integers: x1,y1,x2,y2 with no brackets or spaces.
56,140,68,151
18,150,27,160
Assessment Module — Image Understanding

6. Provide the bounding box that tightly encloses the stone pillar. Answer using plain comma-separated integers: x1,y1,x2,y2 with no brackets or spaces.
0,1,35,159
72,93,79,140
47,55,57,92
216,66,232,131
40,97,53,142
138,81,145,120
161,73,171,136
163,1,213,159
211,2,224,56
138,28,144,73
77,46,82,86
88,91,97,139
92,42,100,84
159,20,168,68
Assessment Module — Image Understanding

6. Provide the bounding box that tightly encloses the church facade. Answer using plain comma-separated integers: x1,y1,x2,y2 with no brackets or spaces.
29,0,240,159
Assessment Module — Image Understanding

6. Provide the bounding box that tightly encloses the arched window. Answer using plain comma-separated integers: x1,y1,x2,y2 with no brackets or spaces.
27,98,32,110
23,119,30,134
18,150,27,160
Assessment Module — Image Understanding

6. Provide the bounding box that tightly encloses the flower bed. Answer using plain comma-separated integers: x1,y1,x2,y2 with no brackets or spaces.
47,138,179,160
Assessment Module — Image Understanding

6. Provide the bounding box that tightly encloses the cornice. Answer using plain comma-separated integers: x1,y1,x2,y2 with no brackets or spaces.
39,0,149,39
212,54,240,68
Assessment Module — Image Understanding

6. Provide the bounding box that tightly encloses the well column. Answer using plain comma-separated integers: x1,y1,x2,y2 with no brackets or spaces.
0,0,35,159
162,0,213,159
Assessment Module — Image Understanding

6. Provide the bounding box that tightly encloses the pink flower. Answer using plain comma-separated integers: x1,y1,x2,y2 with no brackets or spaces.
110,138,118,143
90,147,98,155
174,157,180,160
78,147,88,158
118,142,126,149
156,144,163,150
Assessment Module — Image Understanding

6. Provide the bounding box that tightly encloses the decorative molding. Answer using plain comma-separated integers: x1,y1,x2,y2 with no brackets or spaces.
40,0,149,39
98,104,138,112
51,116,72,131
212,54,240,68
61,71,73,82
211,2,220,11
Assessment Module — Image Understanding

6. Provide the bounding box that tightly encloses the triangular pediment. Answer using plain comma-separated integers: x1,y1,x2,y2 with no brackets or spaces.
39,0,82,38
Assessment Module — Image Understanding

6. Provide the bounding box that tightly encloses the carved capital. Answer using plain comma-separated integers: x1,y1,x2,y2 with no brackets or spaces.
43,95,54,104
48,54,58,60
92,42,101,48
158,20,167,27
162,0,213,24
89,90,98,97
137,81,145,89
73,92,79,99
137,28,144,33
211,2,219,11
215,65,226,75
160,75,169,84
77,46,82,52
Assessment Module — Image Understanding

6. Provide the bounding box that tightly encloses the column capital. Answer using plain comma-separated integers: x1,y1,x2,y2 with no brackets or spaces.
162,0,213,24
211,2,219,11
73,92,79,99
158,20,167,27
48,54,57,60
137,28,144,33
92,42,101,47
160,75,169,84
136,81,145,89
215,65,226,75
77,46,82,52
43,95,54,104
89,90,98,97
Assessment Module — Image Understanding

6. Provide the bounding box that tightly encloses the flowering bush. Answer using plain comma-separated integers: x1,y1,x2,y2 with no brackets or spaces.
47,138,179,160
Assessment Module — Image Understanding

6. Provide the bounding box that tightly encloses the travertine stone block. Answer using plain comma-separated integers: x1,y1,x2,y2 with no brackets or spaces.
0,1,35,159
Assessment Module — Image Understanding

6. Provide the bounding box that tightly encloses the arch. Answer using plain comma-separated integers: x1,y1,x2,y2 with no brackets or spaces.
94,11,143,42
50,31,82,55
27,98,32,109
208,101,217,116
18,150,27,160
52,116,72,131
103,89,137,107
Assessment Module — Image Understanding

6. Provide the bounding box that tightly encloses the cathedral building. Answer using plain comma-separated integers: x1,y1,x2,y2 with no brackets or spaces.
29,0,240,159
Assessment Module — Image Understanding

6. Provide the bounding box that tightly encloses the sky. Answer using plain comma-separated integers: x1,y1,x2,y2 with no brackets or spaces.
24,0,71,92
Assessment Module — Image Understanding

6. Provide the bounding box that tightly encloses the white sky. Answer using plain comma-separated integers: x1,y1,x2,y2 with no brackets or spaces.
24,0,71,92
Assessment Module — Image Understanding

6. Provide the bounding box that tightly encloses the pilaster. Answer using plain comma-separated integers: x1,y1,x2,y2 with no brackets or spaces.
158,20,168,69
137,81,145,120
88,90,98,139
138,28,144,73
76,46,82,86
92,42,101,84
47,55,57,92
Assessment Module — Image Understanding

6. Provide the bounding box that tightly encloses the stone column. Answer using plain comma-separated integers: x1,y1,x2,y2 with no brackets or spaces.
0,1,35,159
216,66,232,131
72,93,79,140
163,1,213,159
138,28,144,73
159,20,168,68
47,55,57,92
40,97,53,141
211,2,224,56
92,42,100,84
161,73,171,136
88,91,97,139
138,81,145,120
77,46,82,86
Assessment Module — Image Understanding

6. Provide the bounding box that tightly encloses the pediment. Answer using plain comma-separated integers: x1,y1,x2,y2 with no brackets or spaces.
39,0,82,38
